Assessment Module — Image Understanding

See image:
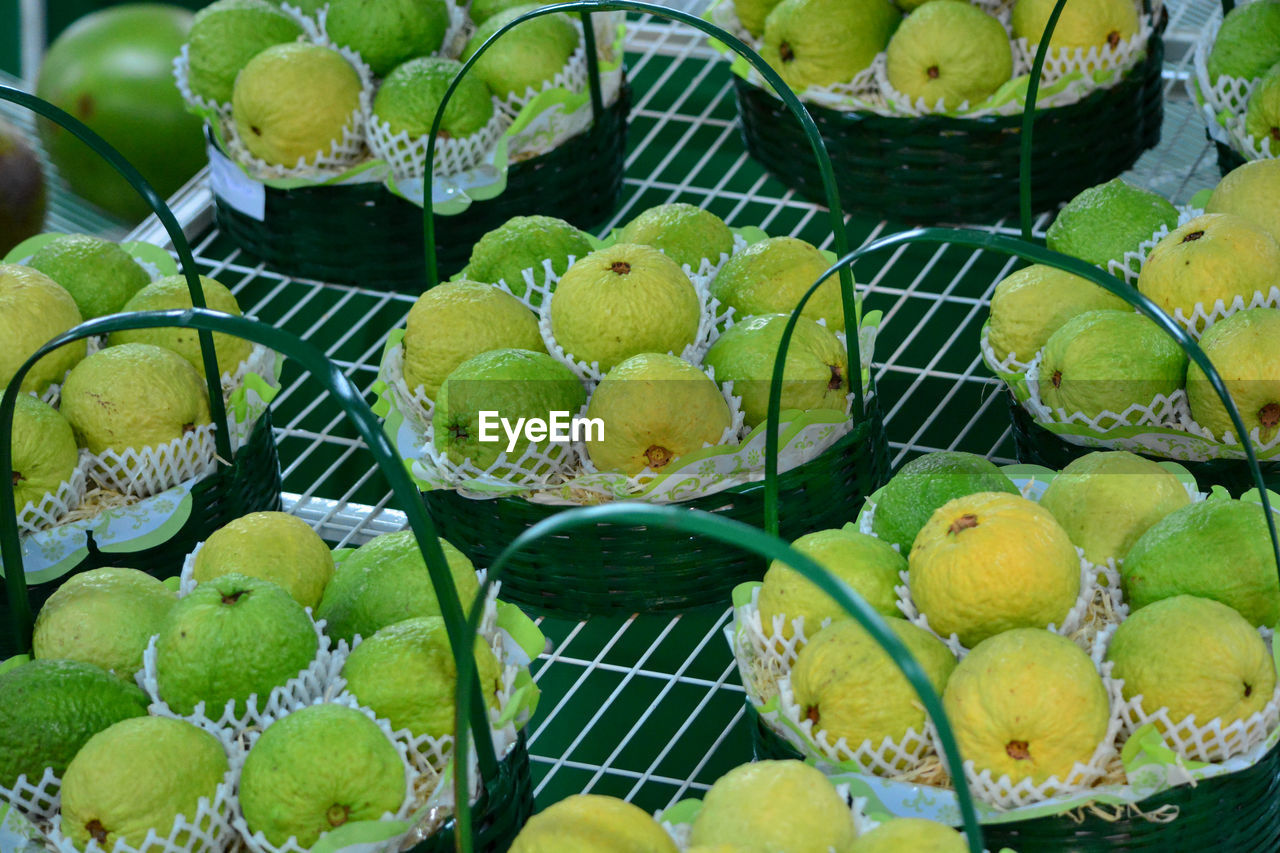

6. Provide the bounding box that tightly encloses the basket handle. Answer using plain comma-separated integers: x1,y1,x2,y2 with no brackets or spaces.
0,85,234,466
0,308,502,780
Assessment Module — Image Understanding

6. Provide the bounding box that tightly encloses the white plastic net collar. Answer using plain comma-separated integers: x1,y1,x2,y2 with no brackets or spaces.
365,97,509,182
0,766,61,823
16,459,88,536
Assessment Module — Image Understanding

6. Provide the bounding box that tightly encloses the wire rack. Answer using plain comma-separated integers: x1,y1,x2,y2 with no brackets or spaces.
5,0,1225,821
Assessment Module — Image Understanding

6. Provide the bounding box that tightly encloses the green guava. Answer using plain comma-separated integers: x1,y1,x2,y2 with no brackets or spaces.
762,0,900,90
851,819,967,852
60,716,227,850
871,451,1020,552
462,215,594,303
987,264,1131,363
155,573,318,717
470,0,536,25
551,243,702,371
886,1,1013,109
1247,64,1280,149
0,121,45,255
736,0,785,35
26,234,149,320
703,313,848,428
233,43,363,167
1207,0,1280,83
373,56,495,139
186,0,303,105
757,528,907,638
0,264,85,394
1038,451,1190,566
239,703,407,848
1138,214,1280,324
108,274,252,377
33,567,177,679
1121,498,1280,627
0,659,148,788
1106,595,1275,729
711,236,847,331
616,203,736,270
1045,178,1181,268
402,280,545,400
326,0,449,77
315,531,480,644
510,795,679,853
1011,0,1139,49
461,6,580,100
1206,159,1280,243
193,511,335,609
432,347,587,468
341,616,500,738
792,619,956,748
584,353,732,476
9,393,78,512
1038,310,1187,419
690,760,856,853
60,343,212,456
1187,308,1280,443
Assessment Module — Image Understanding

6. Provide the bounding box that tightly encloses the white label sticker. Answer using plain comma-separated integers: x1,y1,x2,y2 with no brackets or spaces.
207,144,266,221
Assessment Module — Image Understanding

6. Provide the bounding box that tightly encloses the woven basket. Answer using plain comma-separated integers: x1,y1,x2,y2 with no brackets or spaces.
734,10,1166,224
1214,138,1249,176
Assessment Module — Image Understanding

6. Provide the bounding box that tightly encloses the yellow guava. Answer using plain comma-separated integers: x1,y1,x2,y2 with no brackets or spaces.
510,795,678,853
193,511,335,609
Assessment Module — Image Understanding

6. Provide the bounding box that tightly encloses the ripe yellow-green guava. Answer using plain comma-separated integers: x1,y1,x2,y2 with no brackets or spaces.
872,451,1019,552
1045,178,1180,269
987,264,1130,364
462,215,594,303
470,0,535,25
762,0,900,90
27,233,149,320
1206,159,1280,243
460,5,580,100
616,203,736,271
108,274,251,377
886,1,1013,110
711,236,846,331
1186,308,1280,444
1246,64,1280,150
372,56,495,139
851,818,967,852
186,0,303,105
510,794,679,853
0,263,85,394
909,492,1080,647
193,511,335,609
326,0,449,77
9,393,78,512
1207,0,1280,83
1012,0,1139,49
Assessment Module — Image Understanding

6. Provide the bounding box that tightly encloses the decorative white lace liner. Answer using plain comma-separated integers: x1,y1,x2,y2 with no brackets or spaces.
1190,4,1279,163
365,98,509,181
15,459,88,536
0,767,61,824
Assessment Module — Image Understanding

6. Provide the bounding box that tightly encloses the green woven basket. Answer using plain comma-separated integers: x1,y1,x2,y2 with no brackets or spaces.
733,3,1165,224
210,11,629,290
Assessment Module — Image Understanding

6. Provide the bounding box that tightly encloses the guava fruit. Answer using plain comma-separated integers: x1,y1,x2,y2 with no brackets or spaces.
987,264,1131,363
9,394,78,513
1038,451,1190,565
193,512,335,609
35,5,206,222
736,0,785,35
0,659,148,788
1205,159,1280,243
462,215,594,302
0,264,85,394
761,0,900,90
690,760,856,853
510,794,679,853
1137,214,1280,323
1045,178,1181,269
372,56,495,139
432,348,587,468
315,531,480,644
871,451,1019,552
155,573,318,717
233,43,363,167
401,280,544,400
945,628,1109,786
1011,0,1139,49
239,703,407,847
886,1,1013,110
60,343,212,456
326,0,448,77
1107,595,1275,730
584,353,732,476
850,819,967,852
703,313,849,428
711,236,846,331
792,619,957,748
108,273,252,377
1121,498,1280,627
0,121,45,255
909,492,1081,647
60,716,228,850
757,528,906,638
1207,0,1280,83
470,0,537,25
461,6,580,100
1038,310,1187,419
26,234,150,320
1246,64,1280,150
1187,308,1280,443
341,616,500,738
551,243,701,371
616,203,736,271
33,567,177,679
186,0,303,105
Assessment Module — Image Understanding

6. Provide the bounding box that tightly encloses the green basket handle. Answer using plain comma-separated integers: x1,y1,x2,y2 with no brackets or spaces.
0,307,502,780
0,85,233,466
451,504,986,853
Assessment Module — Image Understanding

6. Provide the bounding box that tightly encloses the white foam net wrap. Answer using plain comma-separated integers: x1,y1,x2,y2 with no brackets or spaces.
1190,1,1280,163
365,99,509,182
15,461,88,537
0,767,62,824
